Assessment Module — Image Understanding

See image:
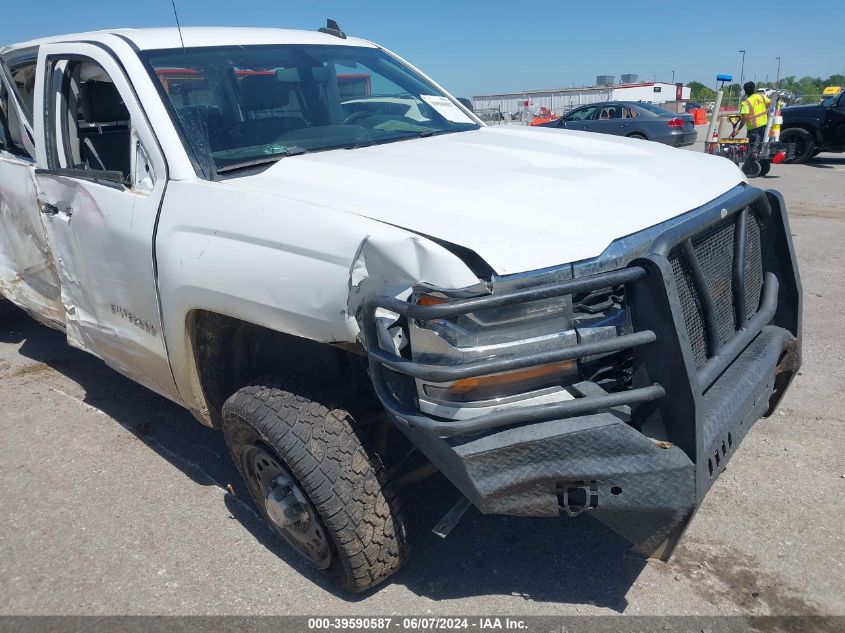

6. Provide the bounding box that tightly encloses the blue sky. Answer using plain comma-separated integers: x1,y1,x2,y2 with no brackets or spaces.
3,0,842,96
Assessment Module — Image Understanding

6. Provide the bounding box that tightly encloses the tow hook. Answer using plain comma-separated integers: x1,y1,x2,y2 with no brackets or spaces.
557,481,600,517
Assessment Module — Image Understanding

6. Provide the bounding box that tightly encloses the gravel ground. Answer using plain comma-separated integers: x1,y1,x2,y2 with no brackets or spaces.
0,148,843,616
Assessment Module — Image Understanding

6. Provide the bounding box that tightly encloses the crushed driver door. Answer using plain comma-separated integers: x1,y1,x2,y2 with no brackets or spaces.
0,54,64,327
32,42,179,401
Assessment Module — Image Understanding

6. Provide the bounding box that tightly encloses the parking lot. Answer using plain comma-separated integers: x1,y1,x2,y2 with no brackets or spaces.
1,145,843,616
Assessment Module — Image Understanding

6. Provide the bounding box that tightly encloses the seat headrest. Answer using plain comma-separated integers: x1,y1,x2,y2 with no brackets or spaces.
80,81,129,123
239,75,291,111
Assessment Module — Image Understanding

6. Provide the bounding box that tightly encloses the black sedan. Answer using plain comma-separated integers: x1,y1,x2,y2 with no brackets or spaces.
536,101,697,147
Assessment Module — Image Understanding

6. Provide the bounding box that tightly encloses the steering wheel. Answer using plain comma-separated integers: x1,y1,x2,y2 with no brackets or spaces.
343,111,372,125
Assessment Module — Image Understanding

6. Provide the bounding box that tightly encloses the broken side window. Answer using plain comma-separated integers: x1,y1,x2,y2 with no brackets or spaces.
9,61,36,121
0,73,32,158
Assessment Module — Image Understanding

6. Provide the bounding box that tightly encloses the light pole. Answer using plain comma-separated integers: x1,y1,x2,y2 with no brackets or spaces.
672,70,675,84
739,49,746,98
775,56,782,87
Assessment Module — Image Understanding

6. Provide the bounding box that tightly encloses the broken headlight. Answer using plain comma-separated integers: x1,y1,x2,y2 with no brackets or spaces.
407,290,580,405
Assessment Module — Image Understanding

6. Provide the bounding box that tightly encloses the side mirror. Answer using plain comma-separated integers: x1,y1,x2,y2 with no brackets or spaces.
457,97,474,113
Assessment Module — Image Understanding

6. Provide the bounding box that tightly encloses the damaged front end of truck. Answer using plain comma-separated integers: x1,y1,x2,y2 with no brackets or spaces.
358,184,801,559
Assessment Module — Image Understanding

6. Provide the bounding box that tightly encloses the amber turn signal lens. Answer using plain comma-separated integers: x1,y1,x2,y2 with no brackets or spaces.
448,360,575,395
418,294,448,306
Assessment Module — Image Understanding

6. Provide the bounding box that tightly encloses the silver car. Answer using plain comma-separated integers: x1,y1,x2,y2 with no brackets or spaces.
538,101,697,147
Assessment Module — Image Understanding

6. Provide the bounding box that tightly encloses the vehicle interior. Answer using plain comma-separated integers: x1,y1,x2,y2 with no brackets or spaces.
564,104,638,122
163,67,434,157
162,69,318,154
143,44,478,174
49,60,132,181
77,78,131,176
599,105,624,119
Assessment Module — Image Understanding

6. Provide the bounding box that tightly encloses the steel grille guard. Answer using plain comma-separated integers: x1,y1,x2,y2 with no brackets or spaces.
361,185,781,438
357,184,801,559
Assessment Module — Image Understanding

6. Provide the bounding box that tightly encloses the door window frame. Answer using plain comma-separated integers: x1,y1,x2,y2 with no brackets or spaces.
0,79,12,150
39,50,165,191
0,56,37,160
598,104,623,120
564,105,599,122
2,46,38,119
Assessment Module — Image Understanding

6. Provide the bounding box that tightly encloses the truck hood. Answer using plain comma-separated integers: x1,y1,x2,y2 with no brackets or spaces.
781,104,825,120
226,126,744,276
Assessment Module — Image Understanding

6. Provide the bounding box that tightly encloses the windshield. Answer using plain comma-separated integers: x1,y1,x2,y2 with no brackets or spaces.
821,93,840,107
142,44,480,176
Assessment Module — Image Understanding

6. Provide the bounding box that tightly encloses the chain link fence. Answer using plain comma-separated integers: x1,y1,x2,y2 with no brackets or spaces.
719,92,827,110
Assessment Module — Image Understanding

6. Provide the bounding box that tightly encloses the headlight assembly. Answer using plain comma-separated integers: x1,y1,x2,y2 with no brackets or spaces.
408,290,583,405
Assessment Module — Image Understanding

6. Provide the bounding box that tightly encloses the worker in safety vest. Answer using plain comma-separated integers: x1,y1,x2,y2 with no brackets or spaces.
730,81,771,143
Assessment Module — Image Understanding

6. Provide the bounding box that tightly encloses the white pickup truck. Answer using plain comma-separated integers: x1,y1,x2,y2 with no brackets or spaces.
0,24,801,592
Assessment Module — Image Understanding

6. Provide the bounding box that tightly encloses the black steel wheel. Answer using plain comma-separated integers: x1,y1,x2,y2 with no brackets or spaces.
780,128,816,163
242,444,332,569
222,374,408,593
758,159,771,177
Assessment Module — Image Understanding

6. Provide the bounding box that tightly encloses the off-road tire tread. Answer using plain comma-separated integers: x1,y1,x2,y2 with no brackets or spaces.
222,373,408,593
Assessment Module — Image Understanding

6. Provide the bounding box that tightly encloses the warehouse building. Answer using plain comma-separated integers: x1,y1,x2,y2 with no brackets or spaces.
473,76,692,117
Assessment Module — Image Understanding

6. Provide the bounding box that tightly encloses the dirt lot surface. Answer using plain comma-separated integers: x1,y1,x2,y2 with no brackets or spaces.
1,150,843,616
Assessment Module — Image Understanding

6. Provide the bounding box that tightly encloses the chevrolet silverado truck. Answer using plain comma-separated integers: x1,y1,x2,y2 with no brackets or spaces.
0,24,801,593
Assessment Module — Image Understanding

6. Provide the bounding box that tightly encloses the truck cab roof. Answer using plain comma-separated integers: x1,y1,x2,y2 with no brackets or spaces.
1,26,376,55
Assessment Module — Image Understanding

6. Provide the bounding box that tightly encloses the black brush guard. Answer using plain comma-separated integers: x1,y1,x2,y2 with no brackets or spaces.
361,185,801,559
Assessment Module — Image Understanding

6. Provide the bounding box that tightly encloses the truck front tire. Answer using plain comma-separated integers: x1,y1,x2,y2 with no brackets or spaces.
222,374,408,593
780,128,816,163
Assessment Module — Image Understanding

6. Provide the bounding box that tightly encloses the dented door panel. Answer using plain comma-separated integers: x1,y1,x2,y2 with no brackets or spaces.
35,174,178,399
32,42,179,401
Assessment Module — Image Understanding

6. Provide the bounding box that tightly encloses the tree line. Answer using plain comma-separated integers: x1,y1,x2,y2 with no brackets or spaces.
688,74,845,103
